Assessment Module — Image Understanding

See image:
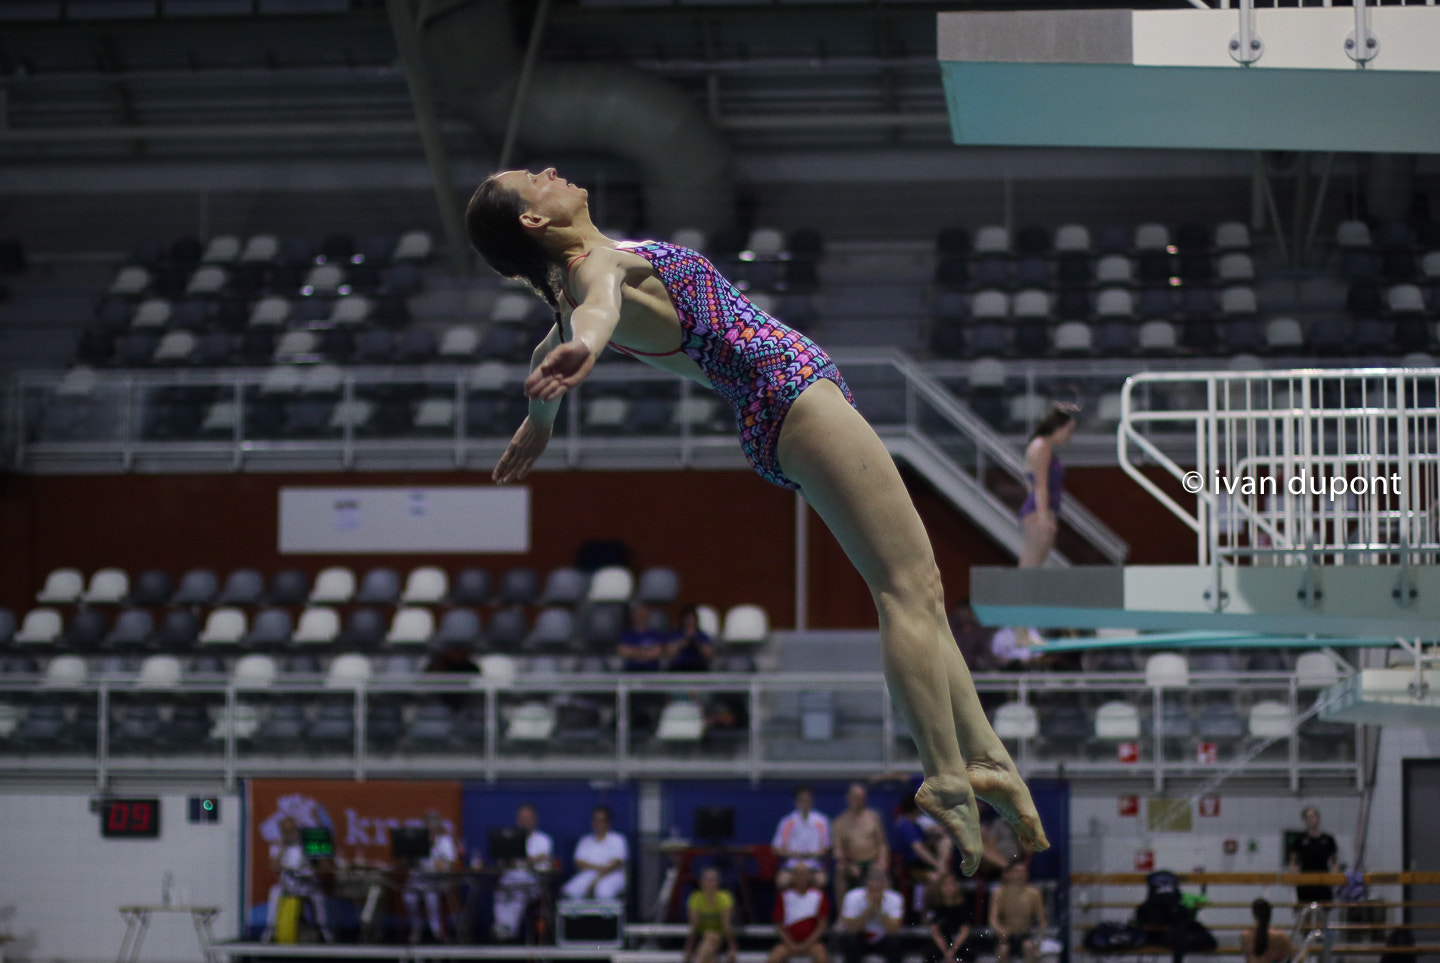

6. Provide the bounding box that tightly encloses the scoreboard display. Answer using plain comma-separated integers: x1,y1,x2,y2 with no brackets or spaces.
100,798,161,838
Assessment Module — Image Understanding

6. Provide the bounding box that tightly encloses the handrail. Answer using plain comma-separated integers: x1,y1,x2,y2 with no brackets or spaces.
0,668,1357,788
1119,368,1440,567
879,351,1128,564
3,352,1130,565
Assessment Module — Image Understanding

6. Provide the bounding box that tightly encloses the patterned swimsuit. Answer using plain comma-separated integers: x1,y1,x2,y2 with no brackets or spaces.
566,240,854,490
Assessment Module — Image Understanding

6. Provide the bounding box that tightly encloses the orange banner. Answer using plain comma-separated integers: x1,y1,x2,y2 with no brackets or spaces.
247,778,462,907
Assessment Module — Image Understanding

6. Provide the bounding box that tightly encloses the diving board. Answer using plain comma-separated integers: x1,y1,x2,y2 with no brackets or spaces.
1027,628,1394,654
971,565,1440,639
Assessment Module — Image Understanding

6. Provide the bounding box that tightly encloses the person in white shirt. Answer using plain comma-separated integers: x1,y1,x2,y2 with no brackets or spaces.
562,805,628,900
262,817,334,943
402,812,459,943
839,866,904,963
774,786,831,889
493,803,556,941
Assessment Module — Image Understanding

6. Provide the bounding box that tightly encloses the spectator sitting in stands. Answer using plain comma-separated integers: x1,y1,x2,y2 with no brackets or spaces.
989,858,1045,963
894,793,949,903
839,866,905,963
1242,898,1302,963
619,602,666,671
684,866,738,963
402,812,459,944
561,805,628,901
925,873,974,963
493,803,554,942
768,862,829,963
774,786,832,889
620,602,667,729
989,627,1040,670
666,604,715,672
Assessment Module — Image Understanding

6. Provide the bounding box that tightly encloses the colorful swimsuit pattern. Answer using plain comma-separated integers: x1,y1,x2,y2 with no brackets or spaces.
579,240,855,490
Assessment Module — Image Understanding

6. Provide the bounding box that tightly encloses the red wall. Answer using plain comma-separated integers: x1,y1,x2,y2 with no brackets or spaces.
0,465,1194,629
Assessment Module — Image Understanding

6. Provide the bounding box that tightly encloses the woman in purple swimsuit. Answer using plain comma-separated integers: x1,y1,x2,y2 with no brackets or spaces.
1017,404,1076,568
465,168,1048,874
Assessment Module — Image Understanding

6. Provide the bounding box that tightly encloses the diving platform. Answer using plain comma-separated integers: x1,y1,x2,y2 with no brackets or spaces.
970,564,1440,639
937,6,1440,152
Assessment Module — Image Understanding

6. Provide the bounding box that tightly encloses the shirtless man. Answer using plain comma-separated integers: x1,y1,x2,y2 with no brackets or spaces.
989,859,1044,963
832,783,890,906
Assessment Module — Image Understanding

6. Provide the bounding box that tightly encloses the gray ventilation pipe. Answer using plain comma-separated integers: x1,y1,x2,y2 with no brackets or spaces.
420,0,733,232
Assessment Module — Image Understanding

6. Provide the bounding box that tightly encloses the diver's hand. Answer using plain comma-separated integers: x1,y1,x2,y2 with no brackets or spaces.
493,417,552,484
524,340,595,402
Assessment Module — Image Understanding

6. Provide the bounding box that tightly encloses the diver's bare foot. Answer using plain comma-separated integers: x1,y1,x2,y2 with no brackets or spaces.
915,774,984,877
966,757,1050,853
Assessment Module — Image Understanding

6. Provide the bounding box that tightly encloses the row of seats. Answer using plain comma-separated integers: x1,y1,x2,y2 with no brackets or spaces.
0,688,721,755
933,250,1263,293
930,315,1440,360
929,282,1440,325
108,260,423,304
936,221,1253,259
139,391,725,442
115,230,432,279
95,290,415,333
81,286,822,369
1,600,764,656
28,564,689,610
30,378,736,444
991,696,1352,757
1334,218,1440,253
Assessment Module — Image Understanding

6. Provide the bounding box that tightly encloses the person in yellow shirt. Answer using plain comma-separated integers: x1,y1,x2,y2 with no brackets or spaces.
685,867,738,963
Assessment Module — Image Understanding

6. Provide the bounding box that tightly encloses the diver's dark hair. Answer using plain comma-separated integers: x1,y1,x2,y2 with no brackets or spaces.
465,173,564,325
1029,401,1079,441
1252,899,1271,956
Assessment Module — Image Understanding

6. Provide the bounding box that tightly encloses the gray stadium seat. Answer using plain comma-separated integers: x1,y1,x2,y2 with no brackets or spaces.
338,608,387,651
268,569,310,606
245,609,294,651
104,609,155,651
497,567,539,605
433,609,482,649
538,567,589,606
170,569,218,606
156,610,200,651
524,607,576,654
485,607,528,652
129,569,173,606
449,568,492,606
355,567,401,605
217,569,265,606
634,567,680,605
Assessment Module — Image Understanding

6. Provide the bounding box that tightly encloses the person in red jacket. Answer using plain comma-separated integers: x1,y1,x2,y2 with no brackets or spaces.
768,863,830,963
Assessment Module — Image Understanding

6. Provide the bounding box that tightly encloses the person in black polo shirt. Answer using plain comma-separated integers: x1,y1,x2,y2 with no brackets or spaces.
1287,807,1338,905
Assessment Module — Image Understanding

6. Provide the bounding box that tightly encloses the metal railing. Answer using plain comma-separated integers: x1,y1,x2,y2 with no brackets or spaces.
0,668,1359,789
1,352,1128,564
1119,368,1440,567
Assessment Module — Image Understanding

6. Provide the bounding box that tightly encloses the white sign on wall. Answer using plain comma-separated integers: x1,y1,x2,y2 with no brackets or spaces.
279,487,530,554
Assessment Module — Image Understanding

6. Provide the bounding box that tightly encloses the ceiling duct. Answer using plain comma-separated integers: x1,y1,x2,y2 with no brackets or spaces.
419,0,733,232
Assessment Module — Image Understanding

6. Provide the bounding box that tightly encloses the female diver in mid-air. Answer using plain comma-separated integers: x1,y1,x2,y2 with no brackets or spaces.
465,168,1049,874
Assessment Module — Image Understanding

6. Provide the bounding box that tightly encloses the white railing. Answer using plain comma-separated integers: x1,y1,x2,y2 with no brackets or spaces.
1119,368,1440,566
0,668,1358,790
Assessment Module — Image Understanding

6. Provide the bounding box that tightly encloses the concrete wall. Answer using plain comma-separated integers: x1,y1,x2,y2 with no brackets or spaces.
0,790,243,963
